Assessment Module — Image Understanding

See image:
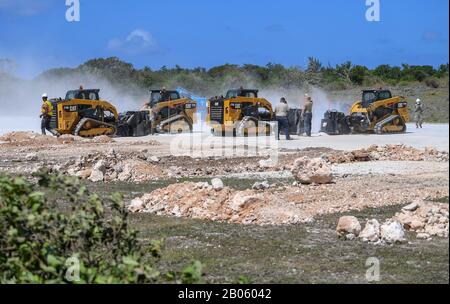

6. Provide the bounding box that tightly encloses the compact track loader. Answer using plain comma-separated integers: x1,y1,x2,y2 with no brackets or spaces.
145,89,197,134
49,89,118,137
321,89,409,135
207,89,275,136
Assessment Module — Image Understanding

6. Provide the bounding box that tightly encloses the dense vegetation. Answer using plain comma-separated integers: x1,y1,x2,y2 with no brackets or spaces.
0,171,203,284
33,57,449,95
1,57,448,122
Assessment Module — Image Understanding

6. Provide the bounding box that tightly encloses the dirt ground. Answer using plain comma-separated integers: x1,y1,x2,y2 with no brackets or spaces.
0,126,449,283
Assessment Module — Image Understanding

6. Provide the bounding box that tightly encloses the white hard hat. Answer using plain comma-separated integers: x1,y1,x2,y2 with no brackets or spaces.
416,98,421,103
42,93,48,98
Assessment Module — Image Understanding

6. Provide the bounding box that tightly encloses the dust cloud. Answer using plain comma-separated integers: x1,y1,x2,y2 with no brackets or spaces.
260,87,352,133
0,72,148,135
0,66,355,135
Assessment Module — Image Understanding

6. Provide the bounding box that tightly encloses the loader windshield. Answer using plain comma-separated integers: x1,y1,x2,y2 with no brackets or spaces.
226,89,258,99
362,92,377,107
150,90,181,106
361,90,392,108
65,90,100,101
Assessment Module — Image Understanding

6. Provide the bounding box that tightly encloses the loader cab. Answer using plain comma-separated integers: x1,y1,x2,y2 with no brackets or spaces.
65,89,100,101
226,89,258,99
361,90,392,108
150,90,181,106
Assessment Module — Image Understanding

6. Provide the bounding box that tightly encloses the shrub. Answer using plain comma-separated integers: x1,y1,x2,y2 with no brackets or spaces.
349,65,368,85
425,77,440,88
0,171,203,284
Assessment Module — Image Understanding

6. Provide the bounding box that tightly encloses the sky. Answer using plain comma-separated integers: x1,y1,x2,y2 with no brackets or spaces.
0,0,448,78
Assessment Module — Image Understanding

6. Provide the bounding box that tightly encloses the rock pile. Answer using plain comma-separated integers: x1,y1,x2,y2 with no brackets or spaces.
394,200,449,240
60,149,165,182
127,173,447,226
326,145,449,164
0,131,118,146
337,201,449,244
128,180,309,225
337,216,406,244
290,157,333,184
0,132,59,145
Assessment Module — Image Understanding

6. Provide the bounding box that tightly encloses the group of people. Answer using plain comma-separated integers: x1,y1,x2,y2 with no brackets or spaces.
274,94,313,140
273,95,427,140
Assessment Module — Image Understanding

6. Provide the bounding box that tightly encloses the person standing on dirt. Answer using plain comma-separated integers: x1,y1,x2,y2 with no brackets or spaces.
40,93,53,135
414,98,424,129
274,97,291,140
303,95,313,137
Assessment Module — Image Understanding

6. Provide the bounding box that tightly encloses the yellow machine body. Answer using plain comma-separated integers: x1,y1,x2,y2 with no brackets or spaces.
50,89,119,137
207,89,274,136
348,90,409,134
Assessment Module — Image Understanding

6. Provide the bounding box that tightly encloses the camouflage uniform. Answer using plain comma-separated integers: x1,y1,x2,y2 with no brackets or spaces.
414,101,424,129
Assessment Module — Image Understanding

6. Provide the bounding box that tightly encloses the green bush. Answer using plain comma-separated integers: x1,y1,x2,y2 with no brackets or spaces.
349,65,368,85
0,171,203,284
425,77,440,88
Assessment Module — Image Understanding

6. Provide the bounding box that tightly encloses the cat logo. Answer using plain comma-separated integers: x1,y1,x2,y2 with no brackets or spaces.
63,105,78,112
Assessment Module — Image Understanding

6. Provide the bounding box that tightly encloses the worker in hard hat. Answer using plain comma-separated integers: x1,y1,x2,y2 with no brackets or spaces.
40,93,53,135
414,98,424,129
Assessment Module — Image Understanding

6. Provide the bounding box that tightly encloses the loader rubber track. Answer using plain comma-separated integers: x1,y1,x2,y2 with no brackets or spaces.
374,115,406,135
73,117,117,137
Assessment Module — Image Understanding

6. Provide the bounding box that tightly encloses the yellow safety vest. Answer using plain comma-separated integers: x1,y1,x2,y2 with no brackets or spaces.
41,100,53,116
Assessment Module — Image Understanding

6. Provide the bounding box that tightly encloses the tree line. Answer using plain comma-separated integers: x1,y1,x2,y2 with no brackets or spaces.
6,57,449,95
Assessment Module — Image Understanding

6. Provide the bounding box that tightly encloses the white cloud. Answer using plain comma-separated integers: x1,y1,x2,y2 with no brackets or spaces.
0,0,56,16
107,29,159,55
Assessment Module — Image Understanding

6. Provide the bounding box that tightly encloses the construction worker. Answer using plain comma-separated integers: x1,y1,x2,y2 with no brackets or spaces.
274,97,291,140
414,98,424,129
303,95,313,137
40,93,53,135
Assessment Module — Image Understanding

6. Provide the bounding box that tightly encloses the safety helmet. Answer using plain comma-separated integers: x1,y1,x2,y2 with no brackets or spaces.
42,93,48,99
416,98,421,103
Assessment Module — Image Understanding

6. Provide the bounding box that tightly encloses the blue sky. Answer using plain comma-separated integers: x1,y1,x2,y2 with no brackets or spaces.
0,0,448,78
